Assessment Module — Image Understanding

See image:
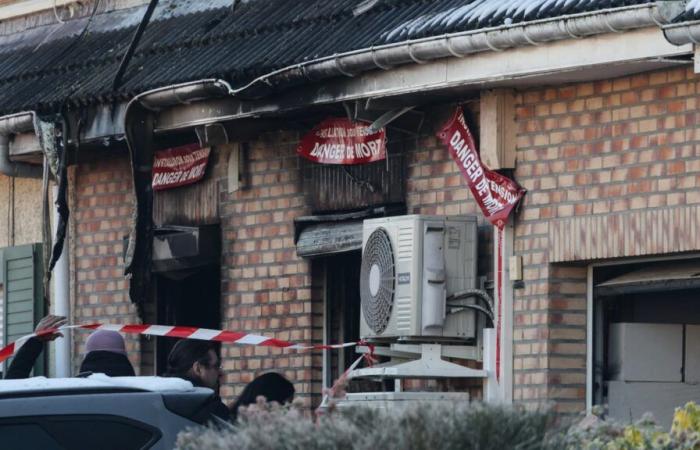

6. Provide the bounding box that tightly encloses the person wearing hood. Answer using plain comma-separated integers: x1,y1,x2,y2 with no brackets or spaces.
4,316,135,379
77,329,135,377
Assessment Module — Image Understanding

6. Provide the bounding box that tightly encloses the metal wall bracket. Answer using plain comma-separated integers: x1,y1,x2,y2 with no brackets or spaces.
195,123,229,146
349,343,486,379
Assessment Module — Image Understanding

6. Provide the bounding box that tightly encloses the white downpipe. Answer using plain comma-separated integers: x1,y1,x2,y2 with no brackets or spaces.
52,185,70,377
483,327,499,403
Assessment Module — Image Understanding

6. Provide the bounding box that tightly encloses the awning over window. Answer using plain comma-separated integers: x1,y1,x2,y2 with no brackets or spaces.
596,259,700,296
294,205,405,258
296,220,363,258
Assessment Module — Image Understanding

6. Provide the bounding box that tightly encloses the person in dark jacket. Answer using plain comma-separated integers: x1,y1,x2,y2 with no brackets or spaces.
230,372,295,422
164,339,230,421
77,329,135,377
4,317,135,379
4,314,66,379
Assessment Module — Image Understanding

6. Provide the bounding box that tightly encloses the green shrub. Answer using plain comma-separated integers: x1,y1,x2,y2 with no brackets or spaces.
175,400,562,450
176,400,700,450
561,403,700,450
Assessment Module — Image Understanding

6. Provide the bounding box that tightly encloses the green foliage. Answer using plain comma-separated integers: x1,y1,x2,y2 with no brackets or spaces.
176,400,562,450
176,399,700,450
562,402,700,450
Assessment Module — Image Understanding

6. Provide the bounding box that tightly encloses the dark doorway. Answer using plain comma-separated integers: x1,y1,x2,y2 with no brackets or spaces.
153,266,221,375
324,251,362,386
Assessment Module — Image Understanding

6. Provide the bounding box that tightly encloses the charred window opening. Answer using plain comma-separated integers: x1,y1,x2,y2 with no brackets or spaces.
302,132,408,214
140,224,222,375
322,252,362,387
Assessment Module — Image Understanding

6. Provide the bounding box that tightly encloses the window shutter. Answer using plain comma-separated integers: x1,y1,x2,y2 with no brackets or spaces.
3,243,45,375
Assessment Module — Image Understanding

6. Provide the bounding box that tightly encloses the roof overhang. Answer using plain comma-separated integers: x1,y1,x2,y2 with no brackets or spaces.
153,26,691,134
596,260,700,296
7,24,694,157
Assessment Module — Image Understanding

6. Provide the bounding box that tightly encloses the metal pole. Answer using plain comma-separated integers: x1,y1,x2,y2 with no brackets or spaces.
112,0,159,91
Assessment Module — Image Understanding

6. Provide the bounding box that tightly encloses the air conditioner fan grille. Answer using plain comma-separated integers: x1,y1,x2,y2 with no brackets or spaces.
360,228,395,334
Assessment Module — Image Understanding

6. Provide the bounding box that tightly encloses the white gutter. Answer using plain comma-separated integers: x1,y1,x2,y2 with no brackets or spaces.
113,4,684,129
663,19,700,45
68,2,684,142
235,2,682,94
133,79,234,111
122,3,681,111
0,112,42,179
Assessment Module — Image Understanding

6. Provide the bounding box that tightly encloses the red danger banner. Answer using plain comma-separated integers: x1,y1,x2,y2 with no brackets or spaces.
297,117,386,164
152,144,210,191
437,108,526,229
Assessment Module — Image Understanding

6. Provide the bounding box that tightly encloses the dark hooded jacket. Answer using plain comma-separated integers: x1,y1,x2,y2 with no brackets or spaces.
78,350,135,377
4,337,43,379
4,337,135,379
230,372,295,422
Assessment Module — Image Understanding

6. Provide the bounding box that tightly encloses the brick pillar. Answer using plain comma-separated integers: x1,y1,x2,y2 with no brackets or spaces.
71,156,141,373
512,66,700,413
219,132,319,406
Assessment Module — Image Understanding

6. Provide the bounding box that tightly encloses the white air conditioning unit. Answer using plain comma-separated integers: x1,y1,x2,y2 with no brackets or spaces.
360,215,479,341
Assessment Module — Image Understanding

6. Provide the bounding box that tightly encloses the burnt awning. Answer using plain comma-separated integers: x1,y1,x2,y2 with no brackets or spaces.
295,220,363,258
596,259,700,296
294,205,404,258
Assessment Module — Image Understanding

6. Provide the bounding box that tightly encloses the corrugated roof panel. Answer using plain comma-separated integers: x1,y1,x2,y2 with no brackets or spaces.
0,0,668,115
674,0,700,22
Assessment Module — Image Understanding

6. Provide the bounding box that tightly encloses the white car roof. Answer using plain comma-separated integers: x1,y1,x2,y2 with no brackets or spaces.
0,374,195,394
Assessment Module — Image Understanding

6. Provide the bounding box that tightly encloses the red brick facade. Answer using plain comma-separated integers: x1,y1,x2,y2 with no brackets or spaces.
218,132,318,404
67,65,700,413
512,66,700,412
69,157,141,373
69,124,493,406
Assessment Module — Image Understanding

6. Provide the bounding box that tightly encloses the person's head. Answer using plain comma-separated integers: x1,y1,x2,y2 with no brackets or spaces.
85,330,127,355
79,330,135,377
165,339,222,393
231,372,295,420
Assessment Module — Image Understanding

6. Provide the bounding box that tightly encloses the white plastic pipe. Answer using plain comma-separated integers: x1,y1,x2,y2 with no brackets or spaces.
483,327,500,403
52,185,71,377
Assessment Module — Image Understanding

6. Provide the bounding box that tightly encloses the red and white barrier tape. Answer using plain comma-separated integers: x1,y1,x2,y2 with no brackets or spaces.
0,323,359,365
317,342,376,412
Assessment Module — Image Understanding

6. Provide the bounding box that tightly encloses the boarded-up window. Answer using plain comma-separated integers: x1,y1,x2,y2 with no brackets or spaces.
3,243,44,375
302,149,405,213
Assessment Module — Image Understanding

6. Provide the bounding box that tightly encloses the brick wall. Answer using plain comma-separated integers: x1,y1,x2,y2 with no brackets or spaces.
68,115,496,406
70,156,141,373
217,122,497,404
218,131,321,406
405,107,494,277
512,66,700,413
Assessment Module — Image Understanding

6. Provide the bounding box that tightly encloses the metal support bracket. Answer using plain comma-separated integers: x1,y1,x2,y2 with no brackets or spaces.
367,106,415,133
349,343,487,379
